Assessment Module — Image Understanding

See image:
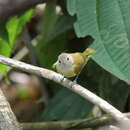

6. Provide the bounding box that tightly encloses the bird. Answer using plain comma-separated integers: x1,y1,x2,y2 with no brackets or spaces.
53,48,96,78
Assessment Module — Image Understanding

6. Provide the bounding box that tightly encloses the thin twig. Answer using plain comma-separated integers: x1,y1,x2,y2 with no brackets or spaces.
13,47,28,61
22,28,38,65
21,113,130,130
0,55,129,124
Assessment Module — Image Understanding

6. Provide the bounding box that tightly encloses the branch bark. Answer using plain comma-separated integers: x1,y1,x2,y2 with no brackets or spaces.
0,56,129,125
0,89,21,130
0,0,45,23
21,113,130,130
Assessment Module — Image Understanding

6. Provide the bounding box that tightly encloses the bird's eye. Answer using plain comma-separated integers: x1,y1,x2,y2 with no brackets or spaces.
67,57,69,61
59,60,61,63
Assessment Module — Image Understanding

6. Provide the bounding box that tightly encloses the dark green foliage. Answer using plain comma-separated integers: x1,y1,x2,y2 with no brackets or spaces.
41,88,93,121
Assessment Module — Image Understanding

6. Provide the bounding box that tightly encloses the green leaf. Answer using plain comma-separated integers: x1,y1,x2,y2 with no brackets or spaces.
98,71,130,111
6,9,33,48
67,0,130,84
41,88,93,121
6,17,19,48
106,80,130,111
0,40,11,73
18,9,34,30
0,24,9,42
0,25,10,73
0,40,10,56
0,9,33,74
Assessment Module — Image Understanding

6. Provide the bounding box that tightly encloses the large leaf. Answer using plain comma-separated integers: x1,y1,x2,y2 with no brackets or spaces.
100,71,130,111
41,88,93,121
67,0,130,84
106,80,130,111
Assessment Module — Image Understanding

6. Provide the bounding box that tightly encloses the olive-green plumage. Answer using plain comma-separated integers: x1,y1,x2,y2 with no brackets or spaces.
53,48,96,77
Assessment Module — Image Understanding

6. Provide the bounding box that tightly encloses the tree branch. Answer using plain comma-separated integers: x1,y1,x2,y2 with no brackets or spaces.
21,113,130,130
0,89,21,130
0,0,45,23
0,55,129,124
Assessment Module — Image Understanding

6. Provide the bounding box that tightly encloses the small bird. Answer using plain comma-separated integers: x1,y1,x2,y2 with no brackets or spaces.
53,48,96,78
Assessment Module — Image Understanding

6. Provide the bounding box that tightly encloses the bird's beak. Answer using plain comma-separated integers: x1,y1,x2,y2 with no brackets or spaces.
52,61,57,69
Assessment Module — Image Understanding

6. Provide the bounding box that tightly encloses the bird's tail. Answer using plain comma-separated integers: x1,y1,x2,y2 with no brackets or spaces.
82,48,96,57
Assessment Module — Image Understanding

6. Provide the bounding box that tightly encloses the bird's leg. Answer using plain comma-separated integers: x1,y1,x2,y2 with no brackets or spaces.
73,64,86,83
60,75,65,82
73,75,79,84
